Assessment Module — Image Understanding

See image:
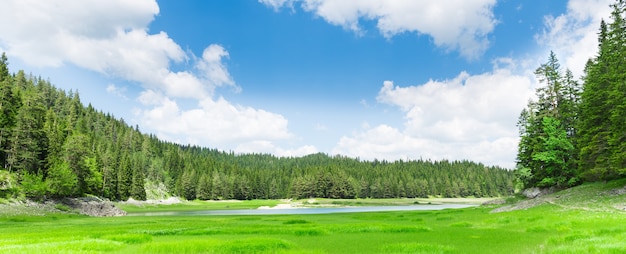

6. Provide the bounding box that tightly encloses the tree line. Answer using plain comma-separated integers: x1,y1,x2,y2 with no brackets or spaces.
516,0,626,189
0,53,514,201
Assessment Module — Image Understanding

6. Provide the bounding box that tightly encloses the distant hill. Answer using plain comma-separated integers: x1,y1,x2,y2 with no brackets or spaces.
0,53,514,201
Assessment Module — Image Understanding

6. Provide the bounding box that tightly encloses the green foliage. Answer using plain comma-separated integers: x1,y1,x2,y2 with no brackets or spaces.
83,156,102,195
131,166,147,201
0,170,19,198
518,0,626,187
531,117,576,187
516,52,581,188
6,86,47,175
19,173,47,199
63,133,92,195
46,161,77,197
195,173,211,200
577,1,626,181
117,155,132,201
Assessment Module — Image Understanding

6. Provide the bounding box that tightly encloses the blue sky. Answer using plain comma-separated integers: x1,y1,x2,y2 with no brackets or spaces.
0,0,614,168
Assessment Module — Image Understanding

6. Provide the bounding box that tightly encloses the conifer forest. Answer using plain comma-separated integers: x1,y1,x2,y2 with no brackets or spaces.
0,52,514,201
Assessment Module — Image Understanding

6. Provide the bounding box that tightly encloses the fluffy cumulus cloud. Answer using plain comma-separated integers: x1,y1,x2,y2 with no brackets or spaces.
333,69,534,168
106,84,129,100
196,45,239,93
136,89,296,148
333,0,616,168
0,0,244,100
0,0,161,66
537,0,612,77
260,0,497,58
259,0,294,10
235,141,318,158
0,0,307,155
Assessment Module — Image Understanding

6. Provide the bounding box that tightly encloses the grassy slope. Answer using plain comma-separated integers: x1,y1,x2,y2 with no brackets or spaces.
0,180,624,253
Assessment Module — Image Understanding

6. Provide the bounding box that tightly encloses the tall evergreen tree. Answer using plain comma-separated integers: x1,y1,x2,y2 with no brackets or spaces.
578,1,626,180
62,133,91,194
6,91,47,175
131,165,146,200
0,53,19,169
516,52,580,188
117,154,132,200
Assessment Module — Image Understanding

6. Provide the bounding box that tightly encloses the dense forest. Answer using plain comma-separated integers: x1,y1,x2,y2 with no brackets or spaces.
0,52,514,201
516,1,626,188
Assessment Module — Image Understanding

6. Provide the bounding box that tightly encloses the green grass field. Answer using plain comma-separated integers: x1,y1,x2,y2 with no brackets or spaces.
1,180,625,253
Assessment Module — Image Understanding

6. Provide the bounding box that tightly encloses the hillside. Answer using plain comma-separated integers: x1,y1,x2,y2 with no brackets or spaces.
0,53,514,201
492,178,626,213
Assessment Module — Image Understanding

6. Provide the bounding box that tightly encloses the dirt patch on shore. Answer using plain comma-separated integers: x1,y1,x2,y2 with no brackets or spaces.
122,197,182,206
0,199,59,216
490,198,548,213
0,197,126,217
59,197,126,217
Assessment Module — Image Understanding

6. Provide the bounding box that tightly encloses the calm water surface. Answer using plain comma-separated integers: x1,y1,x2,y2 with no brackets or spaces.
129,204,476,216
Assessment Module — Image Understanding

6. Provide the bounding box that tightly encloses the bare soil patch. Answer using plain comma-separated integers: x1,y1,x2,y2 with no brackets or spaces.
0,197,126,217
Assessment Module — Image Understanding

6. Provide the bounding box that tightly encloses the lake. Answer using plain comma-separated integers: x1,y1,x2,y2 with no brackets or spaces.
129,204,477,216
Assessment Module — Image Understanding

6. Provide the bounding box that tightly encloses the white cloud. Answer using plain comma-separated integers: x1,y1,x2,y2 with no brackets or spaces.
106,84,128,100
137,90,294,147
0,1,236,100
258,0,294,11
536,0,612,77
333,68,535,168
0,0,160,65
334,124,519,166
196,44,239,93
0,0,309,157
261,0,497,59
235,140,318,157
332,0,616,168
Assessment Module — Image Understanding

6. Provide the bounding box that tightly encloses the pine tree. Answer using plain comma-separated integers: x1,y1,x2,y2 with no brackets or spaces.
0,53,20,169
62,133,91,194
196,173,212,200
0,53,9,81
131,165,146,200
100,145,118,199
516,52,580,188
6,91,47,175
578,2,626,180
531,117,576,187
606,0,626,176
117,154,132,200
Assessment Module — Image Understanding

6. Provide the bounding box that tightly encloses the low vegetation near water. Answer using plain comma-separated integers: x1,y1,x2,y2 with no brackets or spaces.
1,179,625,253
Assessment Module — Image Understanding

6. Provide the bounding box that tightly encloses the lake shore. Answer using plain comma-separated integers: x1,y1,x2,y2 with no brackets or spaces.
114,197,500,214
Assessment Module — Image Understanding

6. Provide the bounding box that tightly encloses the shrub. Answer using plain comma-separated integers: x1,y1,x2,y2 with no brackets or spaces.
0,170,19,198
20,173,47,200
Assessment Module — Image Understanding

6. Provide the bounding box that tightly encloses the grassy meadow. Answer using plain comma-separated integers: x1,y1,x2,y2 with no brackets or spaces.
1,180,625,253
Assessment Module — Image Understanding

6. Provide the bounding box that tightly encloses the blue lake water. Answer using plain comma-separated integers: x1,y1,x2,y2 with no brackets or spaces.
129,204,477,216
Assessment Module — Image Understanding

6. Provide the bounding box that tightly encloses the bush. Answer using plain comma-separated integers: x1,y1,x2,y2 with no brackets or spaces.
46,162,77,197
0,170,19,198
20,173,47,200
